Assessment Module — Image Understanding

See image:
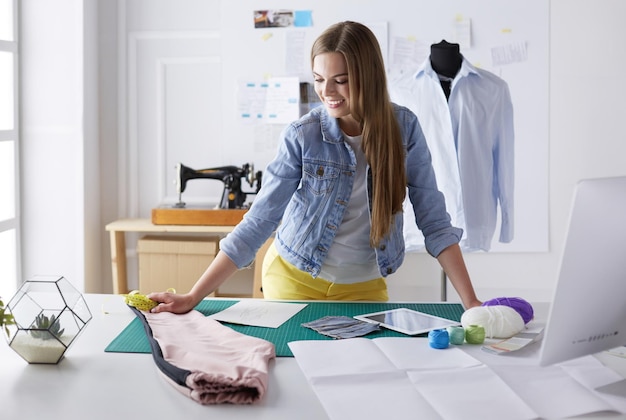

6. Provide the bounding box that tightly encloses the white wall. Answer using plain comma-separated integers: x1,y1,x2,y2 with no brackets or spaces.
429,0,626,303
20,0,626,302
20,0,100,293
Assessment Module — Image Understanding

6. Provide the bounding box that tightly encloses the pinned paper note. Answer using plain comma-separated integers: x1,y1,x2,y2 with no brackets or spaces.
491,41,528,66
454,15,471,49
294,10,313,27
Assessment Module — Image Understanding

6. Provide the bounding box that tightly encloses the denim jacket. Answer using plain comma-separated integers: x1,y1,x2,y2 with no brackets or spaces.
219,103,463,278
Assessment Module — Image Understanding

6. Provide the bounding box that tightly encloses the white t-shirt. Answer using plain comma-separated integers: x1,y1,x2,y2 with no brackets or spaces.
319,133,381,284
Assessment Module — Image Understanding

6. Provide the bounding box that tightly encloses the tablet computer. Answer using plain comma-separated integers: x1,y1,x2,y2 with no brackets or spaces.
354,308,461,336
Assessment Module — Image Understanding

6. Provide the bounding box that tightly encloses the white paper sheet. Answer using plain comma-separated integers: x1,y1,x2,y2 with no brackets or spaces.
491,362,620,419
607,346,626,359
289,337,626,420
373,337,481,370
289,338,537,420
207,300,306,328
407,365,538,420
310,371,442,420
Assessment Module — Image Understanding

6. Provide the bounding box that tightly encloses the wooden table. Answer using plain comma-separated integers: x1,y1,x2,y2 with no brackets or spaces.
105,219,237,294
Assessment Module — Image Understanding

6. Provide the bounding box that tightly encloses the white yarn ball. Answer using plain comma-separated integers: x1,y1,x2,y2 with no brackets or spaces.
461,305,525,339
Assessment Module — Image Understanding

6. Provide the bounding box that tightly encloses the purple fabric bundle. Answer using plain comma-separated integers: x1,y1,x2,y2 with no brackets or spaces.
482,296,534,324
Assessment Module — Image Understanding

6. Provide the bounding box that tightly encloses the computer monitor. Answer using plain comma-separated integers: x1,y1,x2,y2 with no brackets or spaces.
539,176,626,368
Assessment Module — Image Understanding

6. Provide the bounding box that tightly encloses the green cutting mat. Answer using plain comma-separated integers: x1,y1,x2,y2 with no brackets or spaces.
105,300,464,357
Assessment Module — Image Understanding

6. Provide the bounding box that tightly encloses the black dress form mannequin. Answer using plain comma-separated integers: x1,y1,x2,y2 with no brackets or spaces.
430,40,463,293
430,40,462,100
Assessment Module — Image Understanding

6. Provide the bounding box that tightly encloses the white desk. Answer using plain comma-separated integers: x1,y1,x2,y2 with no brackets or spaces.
1,295,624,419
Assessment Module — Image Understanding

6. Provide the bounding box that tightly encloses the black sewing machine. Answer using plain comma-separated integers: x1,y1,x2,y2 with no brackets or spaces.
174,162,262,209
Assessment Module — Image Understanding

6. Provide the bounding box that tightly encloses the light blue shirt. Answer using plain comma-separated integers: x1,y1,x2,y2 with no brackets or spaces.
390,58,515,252
219,104,462,278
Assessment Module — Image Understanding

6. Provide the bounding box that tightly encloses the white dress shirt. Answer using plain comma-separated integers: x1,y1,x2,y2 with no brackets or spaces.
390,57,514,252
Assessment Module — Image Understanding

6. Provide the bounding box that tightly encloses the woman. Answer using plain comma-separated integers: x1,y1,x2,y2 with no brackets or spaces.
149,21,481,313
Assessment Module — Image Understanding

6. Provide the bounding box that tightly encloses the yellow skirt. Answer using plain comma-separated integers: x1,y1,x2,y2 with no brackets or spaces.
261,243,388,301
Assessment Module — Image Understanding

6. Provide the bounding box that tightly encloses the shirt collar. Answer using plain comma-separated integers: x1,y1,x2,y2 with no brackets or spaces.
318,107,347,144
414,56,482,82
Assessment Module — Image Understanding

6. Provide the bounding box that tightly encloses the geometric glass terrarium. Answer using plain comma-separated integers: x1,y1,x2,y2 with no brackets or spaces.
4,275,93,364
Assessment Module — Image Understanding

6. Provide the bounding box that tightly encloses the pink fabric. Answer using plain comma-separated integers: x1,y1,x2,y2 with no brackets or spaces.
144,310,275,404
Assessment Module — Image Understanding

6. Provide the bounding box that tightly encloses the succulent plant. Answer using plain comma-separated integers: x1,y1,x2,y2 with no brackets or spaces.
0,297,15,337
30,313,65,340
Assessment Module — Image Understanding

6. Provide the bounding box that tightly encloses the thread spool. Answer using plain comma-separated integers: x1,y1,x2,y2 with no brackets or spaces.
482,296,534,324
447,326,465,345
465,325,486,344
428,329,450,349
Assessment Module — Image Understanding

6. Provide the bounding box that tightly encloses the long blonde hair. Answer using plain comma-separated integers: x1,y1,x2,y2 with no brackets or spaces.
311,21,406,247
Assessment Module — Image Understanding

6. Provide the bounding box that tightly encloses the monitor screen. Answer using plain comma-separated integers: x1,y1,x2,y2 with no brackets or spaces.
539,176,626,367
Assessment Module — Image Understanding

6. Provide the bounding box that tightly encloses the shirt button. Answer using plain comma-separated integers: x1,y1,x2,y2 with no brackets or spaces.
380,244,386,251
386,267,393,275
316,166,324,176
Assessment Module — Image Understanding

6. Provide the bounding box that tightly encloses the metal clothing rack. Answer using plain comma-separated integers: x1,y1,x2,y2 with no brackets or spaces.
440,269,447,301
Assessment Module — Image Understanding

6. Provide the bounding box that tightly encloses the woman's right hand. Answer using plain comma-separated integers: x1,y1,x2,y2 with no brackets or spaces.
147,290,197,314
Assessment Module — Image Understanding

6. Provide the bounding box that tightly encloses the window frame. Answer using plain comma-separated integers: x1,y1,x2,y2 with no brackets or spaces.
0,0,20,297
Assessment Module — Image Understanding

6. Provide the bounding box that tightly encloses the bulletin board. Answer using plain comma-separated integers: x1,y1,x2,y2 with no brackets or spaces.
182,0,549,252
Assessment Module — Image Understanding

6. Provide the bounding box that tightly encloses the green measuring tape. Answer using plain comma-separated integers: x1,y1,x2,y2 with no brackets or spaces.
124,288,175,312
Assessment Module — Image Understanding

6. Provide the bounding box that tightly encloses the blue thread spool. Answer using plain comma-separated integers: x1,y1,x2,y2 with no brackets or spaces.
447,326,465,345
428,329,450,349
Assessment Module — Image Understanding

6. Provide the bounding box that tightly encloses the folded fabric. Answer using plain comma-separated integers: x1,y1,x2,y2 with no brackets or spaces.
130,306,276,404
302,315,380,339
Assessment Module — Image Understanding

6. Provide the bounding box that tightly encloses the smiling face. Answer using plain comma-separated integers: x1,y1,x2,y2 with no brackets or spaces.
312,52,361,136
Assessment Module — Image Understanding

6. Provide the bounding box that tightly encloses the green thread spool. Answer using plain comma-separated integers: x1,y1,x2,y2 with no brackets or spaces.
447,326,465,345
465,324,486,344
